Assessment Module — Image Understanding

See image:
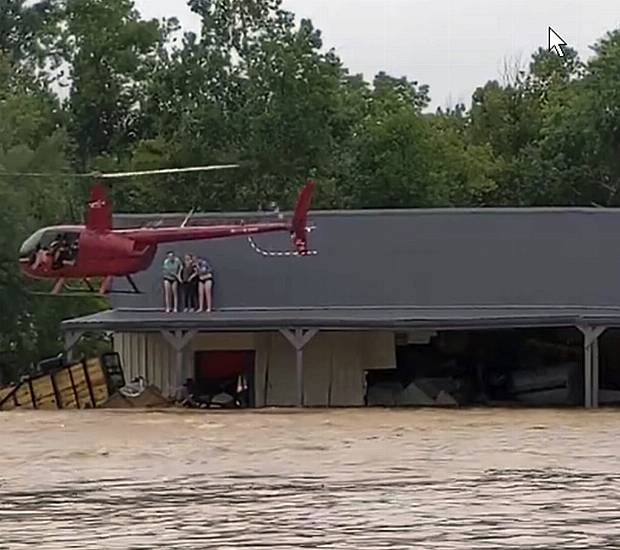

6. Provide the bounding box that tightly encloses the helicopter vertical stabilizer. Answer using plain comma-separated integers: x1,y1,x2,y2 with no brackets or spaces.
291,180,315,254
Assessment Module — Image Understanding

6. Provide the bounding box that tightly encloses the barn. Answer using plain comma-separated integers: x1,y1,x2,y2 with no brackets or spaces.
61,207,620,408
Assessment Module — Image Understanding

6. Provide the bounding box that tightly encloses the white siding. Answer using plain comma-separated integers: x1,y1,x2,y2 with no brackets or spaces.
303,333,333,406
263,332,298,406
144,332,176,395
114,332,176,397
258,330,396,407
329,332,366,406
114,329,396,406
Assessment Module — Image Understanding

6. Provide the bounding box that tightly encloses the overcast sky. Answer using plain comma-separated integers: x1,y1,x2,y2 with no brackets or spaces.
134,0,620,109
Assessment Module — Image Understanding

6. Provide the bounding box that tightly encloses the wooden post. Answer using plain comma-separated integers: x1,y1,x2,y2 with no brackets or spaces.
0,382,23,410
161,329,197,399
82,361,96,408
68,365,81,408
592,335,600,408
51,372,62,409
280,328,319,407
296,347,304,407
64,330,83,363
27,378,37,409
175,349,184,398
578,326,606,409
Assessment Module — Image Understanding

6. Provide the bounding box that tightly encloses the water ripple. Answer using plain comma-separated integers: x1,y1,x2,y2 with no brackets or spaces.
2,409,620,549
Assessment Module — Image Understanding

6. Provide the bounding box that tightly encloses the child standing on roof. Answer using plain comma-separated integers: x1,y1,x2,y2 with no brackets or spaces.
181,253,198,312
162,251,182,313
196,255,214,312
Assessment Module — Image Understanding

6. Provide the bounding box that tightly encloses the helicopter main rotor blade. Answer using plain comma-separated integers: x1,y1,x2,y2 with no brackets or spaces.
100,164,240,179
0,172,93,178
0,164,240,179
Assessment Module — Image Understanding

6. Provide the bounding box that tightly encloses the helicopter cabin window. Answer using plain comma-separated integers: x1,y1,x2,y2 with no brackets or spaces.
20,230,80,269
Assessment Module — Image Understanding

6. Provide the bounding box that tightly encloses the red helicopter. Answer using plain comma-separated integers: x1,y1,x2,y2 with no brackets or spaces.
16,165,315,295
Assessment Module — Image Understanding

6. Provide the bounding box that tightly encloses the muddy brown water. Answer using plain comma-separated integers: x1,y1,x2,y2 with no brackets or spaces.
2,409,620,549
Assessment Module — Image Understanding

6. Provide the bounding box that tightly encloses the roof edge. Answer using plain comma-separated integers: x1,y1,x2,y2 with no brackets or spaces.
60,306,620,333
113,206,620,221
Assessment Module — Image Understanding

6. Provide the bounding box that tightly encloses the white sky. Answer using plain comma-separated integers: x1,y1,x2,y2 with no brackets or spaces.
134,0,620,109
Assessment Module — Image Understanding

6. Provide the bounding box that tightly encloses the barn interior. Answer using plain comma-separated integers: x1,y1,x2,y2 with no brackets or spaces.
365,328,620,408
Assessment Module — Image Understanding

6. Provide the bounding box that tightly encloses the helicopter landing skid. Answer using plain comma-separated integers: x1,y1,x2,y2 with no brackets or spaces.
97,275,143,295
32,275,143,296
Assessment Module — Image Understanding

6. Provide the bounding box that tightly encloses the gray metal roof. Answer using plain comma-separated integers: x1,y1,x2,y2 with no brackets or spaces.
62,207,620,331
61,305,620,332
109,208,620,309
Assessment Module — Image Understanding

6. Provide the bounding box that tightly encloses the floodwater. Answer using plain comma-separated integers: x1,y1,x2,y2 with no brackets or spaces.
2,409,620,550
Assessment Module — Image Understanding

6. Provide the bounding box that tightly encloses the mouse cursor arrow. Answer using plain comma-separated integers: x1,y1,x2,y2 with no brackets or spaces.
548,26,567,56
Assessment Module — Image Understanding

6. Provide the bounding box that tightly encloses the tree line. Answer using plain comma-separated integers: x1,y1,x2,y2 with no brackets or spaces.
2,0,620,379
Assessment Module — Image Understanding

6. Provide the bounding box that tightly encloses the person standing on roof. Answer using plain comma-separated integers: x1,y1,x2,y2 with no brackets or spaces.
196,255,214,312
162,251,182,313
181,253,199,312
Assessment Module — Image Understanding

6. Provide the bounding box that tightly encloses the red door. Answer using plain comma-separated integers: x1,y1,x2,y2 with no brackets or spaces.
194,350,254,404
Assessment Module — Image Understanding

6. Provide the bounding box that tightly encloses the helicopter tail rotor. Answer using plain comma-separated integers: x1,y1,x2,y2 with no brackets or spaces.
245,179,317,258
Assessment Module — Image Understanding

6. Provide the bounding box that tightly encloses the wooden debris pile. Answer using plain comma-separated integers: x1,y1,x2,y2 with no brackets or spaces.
0,353,125,410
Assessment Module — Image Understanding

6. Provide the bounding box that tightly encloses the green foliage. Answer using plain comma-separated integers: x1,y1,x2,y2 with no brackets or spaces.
58,0,167,166
0,53,102,381
0,0,60,65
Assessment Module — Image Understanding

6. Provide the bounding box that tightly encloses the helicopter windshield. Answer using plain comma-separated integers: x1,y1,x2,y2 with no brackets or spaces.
19,228,52,259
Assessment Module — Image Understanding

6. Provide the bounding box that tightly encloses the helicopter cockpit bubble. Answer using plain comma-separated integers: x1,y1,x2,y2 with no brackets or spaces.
19,228,54,262
19,229,80,266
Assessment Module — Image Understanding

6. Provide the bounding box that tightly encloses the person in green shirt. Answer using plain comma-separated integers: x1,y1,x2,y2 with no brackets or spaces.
162,251,182,313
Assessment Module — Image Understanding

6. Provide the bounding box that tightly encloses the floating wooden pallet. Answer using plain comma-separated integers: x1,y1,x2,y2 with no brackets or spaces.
0,353,125,411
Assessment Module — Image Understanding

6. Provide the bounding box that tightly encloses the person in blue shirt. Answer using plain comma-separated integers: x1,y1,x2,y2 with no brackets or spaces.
195,256,214,312
162,251,182,313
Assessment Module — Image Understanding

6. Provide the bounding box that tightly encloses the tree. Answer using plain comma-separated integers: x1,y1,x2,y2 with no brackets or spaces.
0,0,60,65
139,0,359,212
427,113,497,206
533,33,620,205
57,0,167,167
0,53,102,382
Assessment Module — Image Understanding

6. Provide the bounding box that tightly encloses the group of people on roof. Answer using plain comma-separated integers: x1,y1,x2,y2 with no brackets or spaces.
162,252,214,313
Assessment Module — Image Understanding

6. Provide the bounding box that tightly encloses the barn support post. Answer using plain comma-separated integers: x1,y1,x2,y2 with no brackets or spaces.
64,330,84,363
280,328,319,407
578,326,606,408
161,329,197,399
